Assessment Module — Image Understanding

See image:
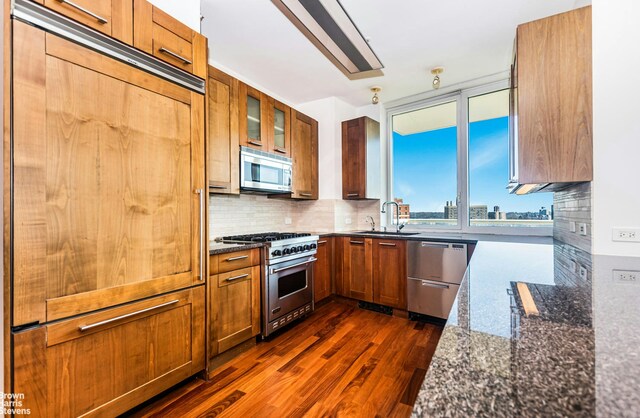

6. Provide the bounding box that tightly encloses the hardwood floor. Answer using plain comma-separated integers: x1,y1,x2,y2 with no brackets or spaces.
124,299,443,418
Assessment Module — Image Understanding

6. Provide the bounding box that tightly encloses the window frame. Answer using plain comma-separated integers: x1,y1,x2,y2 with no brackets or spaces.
386,80,552,237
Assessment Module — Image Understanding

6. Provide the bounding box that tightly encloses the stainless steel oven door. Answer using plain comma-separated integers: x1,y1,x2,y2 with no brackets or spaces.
267,255,316,323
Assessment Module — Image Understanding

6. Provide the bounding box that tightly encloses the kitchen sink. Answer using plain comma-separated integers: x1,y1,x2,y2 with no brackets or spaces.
353,231,420,236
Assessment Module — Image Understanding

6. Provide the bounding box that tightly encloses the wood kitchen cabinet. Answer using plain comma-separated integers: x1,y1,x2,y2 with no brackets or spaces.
339,237,373,302
270,98,292,157
13,286,205,417
372,239,407,309
11,21,206,326
239,82,270,150
341,116,380,200
337,236,406,310
209,249,261,361
208,66,240,194
290,109,319,199
39,0,134,44
133,0,207,78
313,237,334,303
511,6,592,189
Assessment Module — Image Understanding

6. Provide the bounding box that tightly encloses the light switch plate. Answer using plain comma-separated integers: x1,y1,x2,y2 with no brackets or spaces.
345,217,352,225
569,221,576,233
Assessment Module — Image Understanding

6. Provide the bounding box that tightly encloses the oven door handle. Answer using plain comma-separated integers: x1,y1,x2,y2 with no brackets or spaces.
271,258,318,274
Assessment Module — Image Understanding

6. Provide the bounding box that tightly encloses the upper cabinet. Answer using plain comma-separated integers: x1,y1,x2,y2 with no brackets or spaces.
509,6,592,194
239,82,292,156
133,0,207,78
208,66,240,194
40,0,134,44
291,109,319,200
342,116,380,200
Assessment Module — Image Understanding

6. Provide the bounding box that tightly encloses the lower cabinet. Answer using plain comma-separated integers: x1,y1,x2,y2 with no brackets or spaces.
209,249,262,362
337,236,407,309
12,286,205,418
313,237,334,303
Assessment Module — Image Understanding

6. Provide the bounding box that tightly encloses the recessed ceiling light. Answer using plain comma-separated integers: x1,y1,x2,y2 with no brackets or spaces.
272,0,384,78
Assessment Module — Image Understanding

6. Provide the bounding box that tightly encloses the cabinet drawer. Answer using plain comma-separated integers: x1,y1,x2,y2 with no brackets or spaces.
42,0,133,44
13,286,205,417
218,266,254,288
152,23,193,72
214,249,260,274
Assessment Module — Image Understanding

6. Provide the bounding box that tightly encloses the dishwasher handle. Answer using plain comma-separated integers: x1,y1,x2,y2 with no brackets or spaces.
420,242,450,249
408,277,450,289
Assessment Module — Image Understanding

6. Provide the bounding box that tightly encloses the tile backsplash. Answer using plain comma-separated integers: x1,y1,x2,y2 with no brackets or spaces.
553,182,592,252
209,194,380,240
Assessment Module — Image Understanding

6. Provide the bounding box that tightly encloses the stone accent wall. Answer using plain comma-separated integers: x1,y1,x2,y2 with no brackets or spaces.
553,182,592,252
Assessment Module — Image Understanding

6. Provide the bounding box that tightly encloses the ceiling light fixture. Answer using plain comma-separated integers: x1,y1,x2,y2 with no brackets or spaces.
371,87,381,105
271,0,384,79
431,67,444,89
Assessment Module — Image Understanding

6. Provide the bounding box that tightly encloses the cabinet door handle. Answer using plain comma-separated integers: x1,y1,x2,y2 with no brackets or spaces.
226,273,249,282
379,242,396,247
299,192,312,197
347,193,359,197
318,240,327,244
79,300,179,332
274,147,287,154
159,47,192,65
209,185,227,190
248,139,263,146
226,255,249,262
195,189,206,281
57,0,108,24
350,240,364,245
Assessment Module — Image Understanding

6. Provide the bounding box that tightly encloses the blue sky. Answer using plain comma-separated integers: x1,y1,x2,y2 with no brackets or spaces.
393,116,553,213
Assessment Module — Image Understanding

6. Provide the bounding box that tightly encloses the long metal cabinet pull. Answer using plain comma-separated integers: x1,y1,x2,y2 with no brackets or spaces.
271,258,318,274
226,255,248,262
226,273,249,282
79,300,180,331
159,47,192,65
379,243,396,247
195,189,205,281
349,240,364,245
419,281,449,289
56,0,108,24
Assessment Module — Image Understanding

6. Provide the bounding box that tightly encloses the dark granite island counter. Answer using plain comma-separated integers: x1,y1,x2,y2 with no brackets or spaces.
412,236,640,417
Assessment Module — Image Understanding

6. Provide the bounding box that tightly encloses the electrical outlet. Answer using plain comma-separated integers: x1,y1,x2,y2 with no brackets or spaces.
345,217,352,225
569,221,576,233
284,217,292,225
612,228,640,242
579,265,588,281
579,223,588,236
613,270,639,284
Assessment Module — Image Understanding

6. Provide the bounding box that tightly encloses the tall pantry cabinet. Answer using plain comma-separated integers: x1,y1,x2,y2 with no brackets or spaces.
5,0,208,415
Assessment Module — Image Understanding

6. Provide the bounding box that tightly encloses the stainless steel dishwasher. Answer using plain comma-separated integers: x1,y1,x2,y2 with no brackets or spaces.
407,241,468,319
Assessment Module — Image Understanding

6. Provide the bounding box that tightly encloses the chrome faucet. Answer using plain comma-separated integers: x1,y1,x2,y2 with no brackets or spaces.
381,201,403,233
365,215,376,232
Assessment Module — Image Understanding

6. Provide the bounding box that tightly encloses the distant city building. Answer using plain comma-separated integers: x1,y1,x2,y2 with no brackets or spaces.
444,201,457,219
395,198,411,220
489,205,507,220
470,205,488,220
539,206,551,220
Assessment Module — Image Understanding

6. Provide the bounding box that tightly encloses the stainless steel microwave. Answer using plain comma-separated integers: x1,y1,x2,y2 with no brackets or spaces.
240,146,292,194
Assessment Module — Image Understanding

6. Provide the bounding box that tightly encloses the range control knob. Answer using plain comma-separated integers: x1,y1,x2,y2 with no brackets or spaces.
310,243,317,249
283,248,291,255
271,249,282,257
296,245,304,252
303,244,311,251
291,247,298,253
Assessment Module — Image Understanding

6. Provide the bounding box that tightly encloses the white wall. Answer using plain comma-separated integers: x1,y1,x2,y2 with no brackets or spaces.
148,0,201,32
592,0,640,256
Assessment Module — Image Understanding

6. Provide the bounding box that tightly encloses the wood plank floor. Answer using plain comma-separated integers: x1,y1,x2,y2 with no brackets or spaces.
124,299,443,418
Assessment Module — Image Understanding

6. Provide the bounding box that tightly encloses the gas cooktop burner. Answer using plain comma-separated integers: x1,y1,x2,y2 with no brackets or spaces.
222,232,312,243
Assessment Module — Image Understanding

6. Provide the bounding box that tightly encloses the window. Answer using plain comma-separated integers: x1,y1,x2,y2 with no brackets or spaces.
390,83,553,234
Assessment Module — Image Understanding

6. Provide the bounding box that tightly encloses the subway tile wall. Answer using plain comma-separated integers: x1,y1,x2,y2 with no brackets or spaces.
209,194,380,240
553,182,592,252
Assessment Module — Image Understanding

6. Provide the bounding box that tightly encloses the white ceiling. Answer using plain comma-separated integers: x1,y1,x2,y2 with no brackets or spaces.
201,0,590,107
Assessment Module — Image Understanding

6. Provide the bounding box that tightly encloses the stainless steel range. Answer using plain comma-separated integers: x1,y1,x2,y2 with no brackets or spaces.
221,232,319,337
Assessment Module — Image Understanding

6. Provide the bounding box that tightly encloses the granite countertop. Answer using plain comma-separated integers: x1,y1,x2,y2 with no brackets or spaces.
411,238,640,417
209,241,264,255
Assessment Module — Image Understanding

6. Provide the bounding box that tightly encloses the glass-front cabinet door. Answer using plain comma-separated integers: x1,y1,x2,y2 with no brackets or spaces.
240,82,266,150
272,99,291,156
